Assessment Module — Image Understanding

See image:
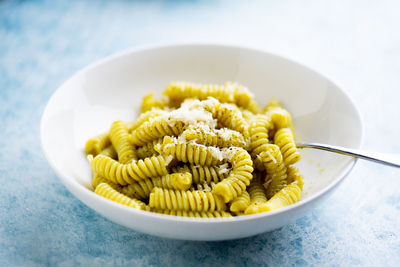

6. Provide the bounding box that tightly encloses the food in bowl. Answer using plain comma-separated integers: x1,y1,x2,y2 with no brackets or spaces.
85,81,304,218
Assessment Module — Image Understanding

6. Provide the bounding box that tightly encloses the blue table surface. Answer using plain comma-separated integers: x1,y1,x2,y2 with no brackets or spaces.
1,0,400,266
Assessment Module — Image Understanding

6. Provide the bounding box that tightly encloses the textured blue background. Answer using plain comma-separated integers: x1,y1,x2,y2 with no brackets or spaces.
1,0,400,266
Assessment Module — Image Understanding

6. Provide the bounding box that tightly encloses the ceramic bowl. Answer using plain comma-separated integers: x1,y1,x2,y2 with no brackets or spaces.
40,44,362,241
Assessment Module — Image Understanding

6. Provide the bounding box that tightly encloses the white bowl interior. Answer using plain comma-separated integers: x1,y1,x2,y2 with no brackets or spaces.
41,44,362,240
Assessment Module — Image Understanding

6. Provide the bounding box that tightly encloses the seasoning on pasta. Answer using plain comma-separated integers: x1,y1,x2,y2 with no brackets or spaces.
85,81,304,218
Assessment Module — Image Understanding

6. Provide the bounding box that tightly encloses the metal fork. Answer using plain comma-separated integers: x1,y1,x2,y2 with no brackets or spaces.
296,142,400,168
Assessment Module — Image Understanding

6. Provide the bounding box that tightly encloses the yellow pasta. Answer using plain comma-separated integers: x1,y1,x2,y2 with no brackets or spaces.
274,128,300,166
286,166,304,189
85,132,110,156
95,183,148,210
109,120,137,164
121,172,193,200
248,114,273,171
149,187,226,212
230,191,251,212
159,136,222,166
130,117,185,146
90,154,171,185
244,177,268,215
194,181,216,191
245,100,263,114
248,180,302,212
99,145,118,159
172,164,229,185
183,125,247,148
140,92,167,113
86,81,304,218
163,81,235,105
201,100,249,138
136,138,162,159
213,148,254,202
264,98,292,130
92,174,121,190
152,209,232,218
126,108,166,132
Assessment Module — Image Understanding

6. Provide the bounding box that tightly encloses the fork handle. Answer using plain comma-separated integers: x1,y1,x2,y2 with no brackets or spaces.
296,142,400,168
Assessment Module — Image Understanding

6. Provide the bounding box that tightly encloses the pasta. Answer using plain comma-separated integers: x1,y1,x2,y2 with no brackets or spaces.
126,108,166,132
140,92,168,113
182,125,247,148
163,81,235,106
121,172,193,200
86,81,304,218
109,120,137,164
149,187,226,212
158,136,222,166
89,154,171,185
212,148,253,202
130,117,185,146
246,180,303,213
152,209,233,218
274,128,301,166
230,191,251,212
244,176,268,215
99,145,118,159
85,132,110,156
172,164,228,184
136,138,162,159
95,183,148,210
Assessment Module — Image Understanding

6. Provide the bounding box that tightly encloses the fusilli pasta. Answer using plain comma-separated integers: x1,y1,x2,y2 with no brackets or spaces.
86,81,304,218
149,187,226,212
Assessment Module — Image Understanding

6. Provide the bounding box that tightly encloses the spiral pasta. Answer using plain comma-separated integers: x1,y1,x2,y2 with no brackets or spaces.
230,191,251,212
130,117,185,146
136,138,162,159
92,174,121,190
149,187,226,212
244,177,268,215
264,98,292,130
248,114,273,171
259,145,288,198
249,115,272,155
86,81,304,218
95,182,148,210
152,209,232,218
121,172,193,200
250,180,302,212
159,136,222,166
163,81,235,105
140,92,168,113
194,182,216,192
85,132,111,156
172,164,229,185
99,145,118,159
126,108,166,132
109,120,137,164
274,128,300,166
213,148,254,202
201,100,249,138
183,126,247,148
90,154,171,185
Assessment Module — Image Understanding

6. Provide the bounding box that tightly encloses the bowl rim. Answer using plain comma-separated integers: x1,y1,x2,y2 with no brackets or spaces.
40,42,364,224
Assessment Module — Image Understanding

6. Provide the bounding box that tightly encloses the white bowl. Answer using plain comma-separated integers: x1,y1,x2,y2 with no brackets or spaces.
40,44,362,241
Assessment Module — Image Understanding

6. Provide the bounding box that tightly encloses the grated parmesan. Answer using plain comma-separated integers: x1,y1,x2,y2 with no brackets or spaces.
218,163,231,175
162,98,217,128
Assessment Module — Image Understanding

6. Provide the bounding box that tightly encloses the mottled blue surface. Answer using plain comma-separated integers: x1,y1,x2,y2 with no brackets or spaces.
1,0,400,266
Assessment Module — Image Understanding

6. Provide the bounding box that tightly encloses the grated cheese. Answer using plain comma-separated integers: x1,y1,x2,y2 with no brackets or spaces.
162,98,217,128
218,163,231,175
